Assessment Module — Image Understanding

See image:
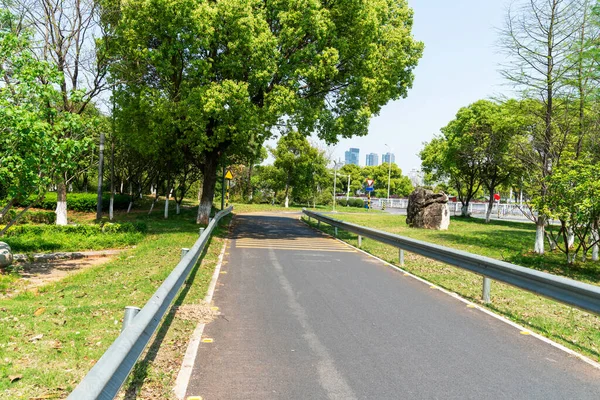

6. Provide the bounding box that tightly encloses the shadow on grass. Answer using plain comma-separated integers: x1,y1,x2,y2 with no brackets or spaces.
122,215,231,398
449,215,536,231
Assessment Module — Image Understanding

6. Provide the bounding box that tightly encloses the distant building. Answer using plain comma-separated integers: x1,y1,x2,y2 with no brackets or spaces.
344,148,360,165
382,152,395,164
365,153,379,166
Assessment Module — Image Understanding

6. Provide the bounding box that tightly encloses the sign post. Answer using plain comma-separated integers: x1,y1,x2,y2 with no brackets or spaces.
225,170,233,207
365,179,375,210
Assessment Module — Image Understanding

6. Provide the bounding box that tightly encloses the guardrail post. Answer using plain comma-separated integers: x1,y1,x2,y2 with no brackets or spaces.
358,235,362,248
122,306,141,332
199,227,205,236
399,249,404,266
482,277,491,303
334,227,338,237
181,248,190,259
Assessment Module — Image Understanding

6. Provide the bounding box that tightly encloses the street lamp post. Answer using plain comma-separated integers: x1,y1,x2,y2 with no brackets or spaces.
346,175,350,203
333,161,341,211
385,144,393,206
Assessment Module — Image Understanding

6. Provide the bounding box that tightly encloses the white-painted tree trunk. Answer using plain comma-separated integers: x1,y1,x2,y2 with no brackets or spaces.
197,200,211,224
55,182,68,226
109,196,114,221
567,226,575,248
284,196,289,208
591,228,599,261
127,202,133,213
534,217,545,255
176,203,180,215
164,188,172,219
460,204,469,217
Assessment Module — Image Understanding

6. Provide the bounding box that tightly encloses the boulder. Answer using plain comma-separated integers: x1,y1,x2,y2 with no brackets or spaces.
406,188,450,230
0,242,13,268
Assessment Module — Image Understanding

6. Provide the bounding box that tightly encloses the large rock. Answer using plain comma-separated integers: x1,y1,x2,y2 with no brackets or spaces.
0,242,13,268
406,188,450,230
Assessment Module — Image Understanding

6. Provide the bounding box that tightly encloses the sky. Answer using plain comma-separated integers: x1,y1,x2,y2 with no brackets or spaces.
265,0,514,174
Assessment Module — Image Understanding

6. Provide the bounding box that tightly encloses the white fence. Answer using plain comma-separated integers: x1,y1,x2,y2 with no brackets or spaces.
336,196,534,219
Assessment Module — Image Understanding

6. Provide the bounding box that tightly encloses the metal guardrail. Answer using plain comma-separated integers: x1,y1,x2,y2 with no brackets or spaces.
303,210,600,316
68,206,233,400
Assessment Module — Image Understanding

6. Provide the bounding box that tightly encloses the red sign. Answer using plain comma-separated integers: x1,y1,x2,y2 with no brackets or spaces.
366,179,374,187
493,193,500,201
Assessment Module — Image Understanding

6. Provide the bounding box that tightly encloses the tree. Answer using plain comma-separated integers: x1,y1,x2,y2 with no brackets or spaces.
500,0,584,253
6,0,109,225
270,131,328,208
104,0,424,223
421,116,483,217
0,9,90,234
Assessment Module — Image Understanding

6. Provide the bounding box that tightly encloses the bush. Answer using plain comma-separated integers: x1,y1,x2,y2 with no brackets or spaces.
15,192,131,212
335,198,364,208
1,210,56,225
4,221,147,237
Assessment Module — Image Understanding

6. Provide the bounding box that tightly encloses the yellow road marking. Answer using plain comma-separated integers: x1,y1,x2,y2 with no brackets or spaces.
467,304,477,308
211,306,219,311
201,338,214,343
187,397,203,400
520,331,531,335
236,246,355,252
220,271,228,274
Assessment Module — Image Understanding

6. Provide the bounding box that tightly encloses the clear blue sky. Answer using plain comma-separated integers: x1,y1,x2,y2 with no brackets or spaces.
324,0,512,173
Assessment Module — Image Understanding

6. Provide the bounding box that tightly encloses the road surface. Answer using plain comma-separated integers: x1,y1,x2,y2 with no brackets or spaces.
185,213,600,399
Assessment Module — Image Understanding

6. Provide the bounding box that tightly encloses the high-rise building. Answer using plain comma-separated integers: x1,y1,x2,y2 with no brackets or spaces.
408,168,424,187
344,148,360,165
382,152,395,165
366,153,379,166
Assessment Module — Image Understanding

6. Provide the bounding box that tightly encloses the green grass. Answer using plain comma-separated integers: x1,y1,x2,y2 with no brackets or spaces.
304,213,600,363
0,208,230,399
2,229,144,254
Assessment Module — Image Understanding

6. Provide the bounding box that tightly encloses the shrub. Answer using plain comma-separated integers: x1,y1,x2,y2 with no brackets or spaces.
15,192,131,212
0,210,56,225
4,221,147,237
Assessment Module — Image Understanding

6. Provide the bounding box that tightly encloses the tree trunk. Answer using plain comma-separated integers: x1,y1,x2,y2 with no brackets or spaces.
485,191,494,223
0,203,35,236
460,203,470,217
164,186,172,219
176,202,181,215
0,198,16,220
55,181,68,225
197,152,219,225
567,226,575,249
534,215,546,255
591,219,599,262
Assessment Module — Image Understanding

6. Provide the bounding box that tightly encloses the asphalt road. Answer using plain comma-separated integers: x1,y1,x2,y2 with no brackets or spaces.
186,213,600,399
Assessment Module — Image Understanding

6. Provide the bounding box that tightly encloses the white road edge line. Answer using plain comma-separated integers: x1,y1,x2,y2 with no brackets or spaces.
173,225,230,399
299,216,600,371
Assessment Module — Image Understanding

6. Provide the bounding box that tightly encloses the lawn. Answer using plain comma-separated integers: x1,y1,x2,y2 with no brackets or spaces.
0,207,230,399
303,213,600,363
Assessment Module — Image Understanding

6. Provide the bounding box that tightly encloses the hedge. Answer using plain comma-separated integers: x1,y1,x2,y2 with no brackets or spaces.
15,192,131,212
336,198,365,208
4,221,148,237
0,210,56,225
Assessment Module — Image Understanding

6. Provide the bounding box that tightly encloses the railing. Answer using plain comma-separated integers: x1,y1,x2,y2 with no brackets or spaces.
68,206,233,400
336,196,533,218
302,210,600,316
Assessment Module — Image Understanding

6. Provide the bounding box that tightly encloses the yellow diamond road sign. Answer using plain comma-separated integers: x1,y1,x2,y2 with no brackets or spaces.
225,170,233,180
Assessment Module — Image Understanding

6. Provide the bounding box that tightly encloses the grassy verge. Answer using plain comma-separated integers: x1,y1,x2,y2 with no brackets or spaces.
303,213,600,363
0,208,230,399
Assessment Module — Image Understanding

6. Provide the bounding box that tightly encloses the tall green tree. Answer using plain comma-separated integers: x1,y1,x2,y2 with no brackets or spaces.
0,9,91,234
271,131,328,208
104,0,424,223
